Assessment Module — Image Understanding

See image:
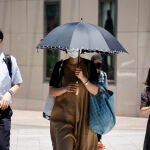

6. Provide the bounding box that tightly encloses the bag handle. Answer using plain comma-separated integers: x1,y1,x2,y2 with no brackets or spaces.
98,86,116,120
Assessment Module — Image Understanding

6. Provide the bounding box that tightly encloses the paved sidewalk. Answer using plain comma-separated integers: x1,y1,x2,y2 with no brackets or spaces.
11,110,148,129
10,110,147,150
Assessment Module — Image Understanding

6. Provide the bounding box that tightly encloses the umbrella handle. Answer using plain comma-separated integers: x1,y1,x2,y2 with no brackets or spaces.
77,49,81,66
75,81,79,95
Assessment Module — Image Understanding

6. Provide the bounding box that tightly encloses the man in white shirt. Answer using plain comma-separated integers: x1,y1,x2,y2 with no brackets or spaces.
0,30,23,150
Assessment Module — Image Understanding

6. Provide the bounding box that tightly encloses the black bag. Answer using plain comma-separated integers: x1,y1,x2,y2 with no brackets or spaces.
3,53,12,78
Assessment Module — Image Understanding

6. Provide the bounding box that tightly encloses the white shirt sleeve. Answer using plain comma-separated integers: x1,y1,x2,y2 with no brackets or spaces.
104,72,108,87
11,56,23,85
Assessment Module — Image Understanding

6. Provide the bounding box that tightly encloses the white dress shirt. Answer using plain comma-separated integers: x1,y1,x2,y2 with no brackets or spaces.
0,51,23,99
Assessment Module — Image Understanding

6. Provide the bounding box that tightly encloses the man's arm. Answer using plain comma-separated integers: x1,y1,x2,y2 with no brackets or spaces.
0,83,21,110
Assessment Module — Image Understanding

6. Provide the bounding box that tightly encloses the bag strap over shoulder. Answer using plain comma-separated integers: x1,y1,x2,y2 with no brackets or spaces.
146,87,150,102
3,53,12,78
58,59,63,79
59,60,63,74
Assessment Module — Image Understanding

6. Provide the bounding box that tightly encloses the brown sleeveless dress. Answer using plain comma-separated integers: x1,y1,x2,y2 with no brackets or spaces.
50,59,97,150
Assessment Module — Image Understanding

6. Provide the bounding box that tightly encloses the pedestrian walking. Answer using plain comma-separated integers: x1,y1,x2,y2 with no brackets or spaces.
0,30,23,150
91,54,107,150
140,68,150,150
49,49,99,150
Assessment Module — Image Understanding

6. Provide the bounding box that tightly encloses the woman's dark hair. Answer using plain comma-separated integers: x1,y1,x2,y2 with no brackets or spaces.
145,68,150,86
0,30,4,40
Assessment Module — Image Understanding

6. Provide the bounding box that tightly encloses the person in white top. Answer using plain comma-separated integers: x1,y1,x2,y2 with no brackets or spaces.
0,30,23,150
91,54,108,150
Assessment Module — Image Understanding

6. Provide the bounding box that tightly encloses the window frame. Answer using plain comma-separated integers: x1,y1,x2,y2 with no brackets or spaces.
98,0,118,84
43,0,61,82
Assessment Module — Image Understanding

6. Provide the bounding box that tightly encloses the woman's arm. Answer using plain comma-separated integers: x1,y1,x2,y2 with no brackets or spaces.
49,86,67,97
75,68,99,95
80,76,99,95
140,106,150,114
49,83,78,97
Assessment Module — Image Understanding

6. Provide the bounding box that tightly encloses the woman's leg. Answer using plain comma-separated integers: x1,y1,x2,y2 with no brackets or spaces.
97,134,102,141
50,121,74,150
50,121,57,150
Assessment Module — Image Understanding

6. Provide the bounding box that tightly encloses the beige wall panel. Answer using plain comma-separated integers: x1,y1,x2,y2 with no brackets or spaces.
138,47,150,69
139,0,150,31
138,32,150,68
79,0,98,24
61,0,80,23
117,69,137,108
117,32,138,69
27,0,43,33
137,68,149,99
61,0,98,24
0,1,11,32
116,68,138,116
25,66,43,100
13,66,47,110
109,85,117,109
118,0,138,32
27,34,44,67
12,65,43,109
11,1,27,33
10,33,27,65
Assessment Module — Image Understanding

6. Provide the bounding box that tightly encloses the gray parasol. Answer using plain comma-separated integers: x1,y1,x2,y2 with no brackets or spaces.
36,21,127,54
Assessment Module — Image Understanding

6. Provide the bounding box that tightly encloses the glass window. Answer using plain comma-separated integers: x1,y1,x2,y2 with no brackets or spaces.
44,1,60,81
99,0,117,83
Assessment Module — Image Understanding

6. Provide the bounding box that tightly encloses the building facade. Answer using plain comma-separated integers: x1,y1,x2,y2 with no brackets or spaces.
0,0,150,117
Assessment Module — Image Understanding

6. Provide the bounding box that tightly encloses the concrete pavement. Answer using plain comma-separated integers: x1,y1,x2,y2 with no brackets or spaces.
10,110,147,150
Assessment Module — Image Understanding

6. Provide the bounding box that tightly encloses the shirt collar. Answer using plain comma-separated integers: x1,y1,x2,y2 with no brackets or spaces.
0,51,5,63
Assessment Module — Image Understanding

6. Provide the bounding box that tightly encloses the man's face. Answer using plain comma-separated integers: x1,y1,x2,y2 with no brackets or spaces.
93,59,102,71
0,39,3,44
93,60,102,64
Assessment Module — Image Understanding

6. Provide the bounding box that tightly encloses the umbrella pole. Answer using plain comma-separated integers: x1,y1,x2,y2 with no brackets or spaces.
75,50,81,95
78,50,80,66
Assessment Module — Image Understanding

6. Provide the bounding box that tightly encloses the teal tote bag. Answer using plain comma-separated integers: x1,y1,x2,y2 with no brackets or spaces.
89,86,116,135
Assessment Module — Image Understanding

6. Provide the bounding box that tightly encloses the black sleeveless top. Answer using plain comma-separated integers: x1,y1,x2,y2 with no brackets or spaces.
49,58,98,87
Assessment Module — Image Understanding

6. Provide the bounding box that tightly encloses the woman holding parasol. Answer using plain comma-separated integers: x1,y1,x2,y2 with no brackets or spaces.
36,21,127,150
49,49,99,150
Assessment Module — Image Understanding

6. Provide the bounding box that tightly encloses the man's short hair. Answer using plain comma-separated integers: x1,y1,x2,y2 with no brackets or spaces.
0,30,4,40
91,54,103,62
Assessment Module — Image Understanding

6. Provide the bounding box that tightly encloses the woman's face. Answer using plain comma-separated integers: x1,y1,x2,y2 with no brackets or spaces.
67,49,80,58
